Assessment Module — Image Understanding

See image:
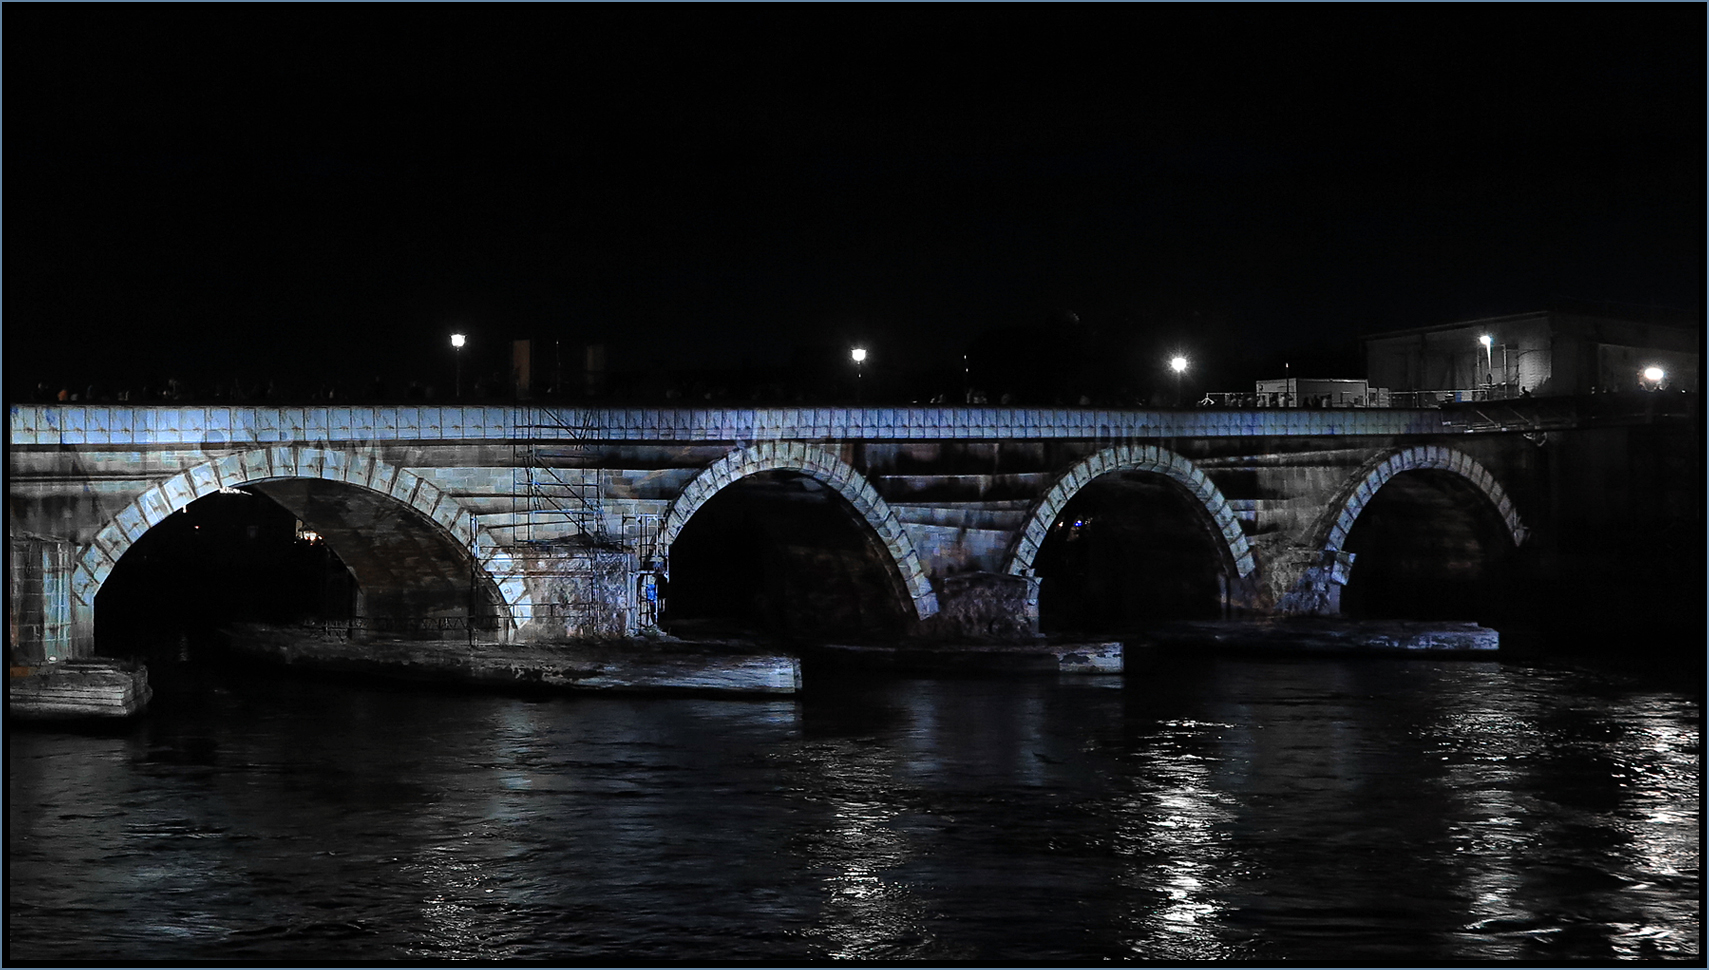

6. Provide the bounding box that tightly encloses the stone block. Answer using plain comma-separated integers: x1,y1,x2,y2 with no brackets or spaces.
270,446,298,478
1023,515,1050,546
9,413,36,445
239,449,269,483
73,563,102,604
163,472,196,510
352,408,377,439
116,504,147,543
848,490,877,517
94,521,126,560
341,453,367,488
428,494,462,534
392,469,420,504
258,408,282,438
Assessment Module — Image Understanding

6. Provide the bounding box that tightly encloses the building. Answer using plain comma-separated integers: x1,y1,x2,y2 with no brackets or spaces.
1251,377,1388,408
1361,309,1700,400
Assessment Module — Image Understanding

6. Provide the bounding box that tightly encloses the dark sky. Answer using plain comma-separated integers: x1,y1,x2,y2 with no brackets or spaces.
8,7,1702,395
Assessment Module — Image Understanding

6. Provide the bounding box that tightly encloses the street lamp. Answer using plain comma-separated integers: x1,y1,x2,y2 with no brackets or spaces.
1479,334,1493,386
451,333,466,398
1641,365,1666,389
1169,355,1188,407
851,347,867,404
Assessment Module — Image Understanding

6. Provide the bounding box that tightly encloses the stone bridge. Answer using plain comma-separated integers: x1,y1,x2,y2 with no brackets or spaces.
9,403,1561,661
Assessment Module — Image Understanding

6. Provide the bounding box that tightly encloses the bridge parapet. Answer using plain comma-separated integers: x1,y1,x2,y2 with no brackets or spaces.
9,404,1451,446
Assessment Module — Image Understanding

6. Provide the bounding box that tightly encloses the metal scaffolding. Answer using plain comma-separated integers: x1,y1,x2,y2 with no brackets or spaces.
470,404,625,637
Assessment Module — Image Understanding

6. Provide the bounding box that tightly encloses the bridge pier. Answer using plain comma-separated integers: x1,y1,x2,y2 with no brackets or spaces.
8,534,88,663
511,542,640,641
1267,547,1357,616
921,571,1040,639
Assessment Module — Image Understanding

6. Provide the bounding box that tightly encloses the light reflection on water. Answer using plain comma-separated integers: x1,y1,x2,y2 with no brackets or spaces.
1104,718,1235,961
7,656,1700,962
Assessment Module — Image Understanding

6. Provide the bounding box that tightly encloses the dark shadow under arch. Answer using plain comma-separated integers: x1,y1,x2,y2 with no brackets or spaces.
94,480,502,660
1339,469,1519,623
664,470,911,641
1033,471,1230,634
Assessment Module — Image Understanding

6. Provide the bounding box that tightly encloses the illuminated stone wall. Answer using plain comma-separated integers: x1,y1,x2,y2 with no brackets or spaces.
10,402,1618,658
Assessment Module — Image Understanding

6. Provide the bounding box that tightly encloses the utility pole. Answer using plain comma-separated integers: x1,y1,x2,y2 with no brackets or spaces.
468,512,477,648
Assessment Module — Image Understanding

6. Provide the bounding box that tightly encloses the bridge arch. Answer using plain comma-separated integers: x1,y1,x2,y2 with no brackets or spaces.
70,445,529,630
1316,445,1529,556
1004,443,1256,582
657,441,939,622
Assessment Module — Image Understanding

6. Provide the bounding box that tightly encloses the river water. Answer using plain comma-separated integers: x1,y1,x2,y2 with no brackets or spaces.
8,654,1700,963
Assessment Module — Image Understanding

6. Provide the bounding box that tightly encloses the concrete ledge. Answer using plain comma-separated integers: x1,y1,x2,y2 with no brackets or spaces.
224,624,800,694
806,640,1122,676
9,660,153,719
1138,618,1500,655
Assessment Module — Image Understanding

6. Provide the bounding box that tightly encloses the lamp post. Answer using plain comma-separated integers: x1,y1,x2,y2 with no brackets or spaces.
1479,334,1493,389
1641,365,1666,390
1169,355,1188,407
851,347,867,404
451,333,466,398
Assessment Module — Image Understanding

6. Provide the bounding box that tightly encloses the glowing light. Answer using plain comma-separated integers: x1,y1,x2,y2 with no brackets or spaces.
1169,356,1188,374
451,333,466,348
1479,334,1493,348
851,347,867,363
1642,366,1665,383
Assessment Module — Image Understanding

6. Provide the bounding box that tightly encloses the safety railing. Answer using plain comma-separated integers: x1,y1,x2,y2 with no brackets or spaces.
298,616,506,638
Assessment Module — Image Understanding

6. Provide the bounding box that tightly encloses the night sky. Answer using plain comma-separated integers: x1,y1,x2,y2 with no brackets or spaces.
8,7,1702,399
